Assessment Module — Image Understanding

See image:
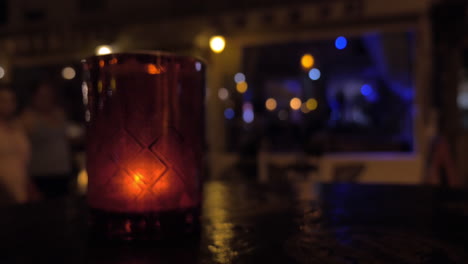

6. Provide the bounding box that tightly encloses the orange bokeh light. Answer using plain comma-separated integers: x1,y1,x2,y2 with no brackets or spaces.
265,98,277,111
290,97,302,110
236,81,248,93
301,54,315,69
147,64,163,74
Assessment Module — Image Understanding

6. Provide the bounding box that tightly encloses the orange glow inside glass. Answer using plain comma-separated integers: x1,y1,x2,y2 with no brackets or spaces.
84,53,204,214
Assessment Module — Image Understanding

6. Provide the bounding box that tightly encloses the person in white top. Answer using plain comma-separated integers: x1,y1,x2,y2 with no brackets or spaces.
22,82,72,199
0,85,31,205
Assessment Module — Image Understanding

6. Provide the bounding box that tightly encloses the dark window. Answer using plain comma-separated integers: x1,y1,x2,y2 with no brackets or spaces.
229,31,416,153
80,0,106,12
0,0,8,25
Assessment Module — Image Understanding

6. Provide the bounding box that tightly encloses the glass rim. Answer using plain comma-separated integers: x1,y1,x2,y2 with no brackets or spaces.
83,50,206,65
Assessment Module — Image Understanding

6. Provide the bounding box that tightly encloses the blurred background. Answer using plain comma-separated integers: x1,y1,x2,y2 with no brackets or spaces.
0,0,467,202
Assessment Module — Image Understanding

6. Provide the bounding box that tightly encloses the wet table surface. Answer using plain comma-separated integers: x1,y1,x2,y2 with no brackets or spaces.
1,180,468,264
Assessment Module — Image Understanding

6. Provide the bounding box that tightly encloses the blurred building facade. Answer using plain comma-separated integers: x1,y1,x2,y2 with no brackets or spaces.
0,0,466,184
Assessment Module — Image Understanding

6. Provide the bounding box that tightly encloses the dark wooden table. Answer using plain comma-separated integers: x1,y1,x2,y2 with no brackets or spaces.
1,180,468,263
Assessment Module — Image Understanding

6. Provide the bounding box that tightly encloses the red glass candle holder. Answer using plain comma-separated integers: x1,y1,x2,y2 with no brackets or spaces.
83,52,205,241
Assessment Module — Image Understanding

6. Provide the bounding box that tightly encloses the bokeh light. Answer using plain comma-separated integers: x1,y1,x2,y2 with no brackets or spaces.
243,110,254,123
0,66,5,79
236,81,248,93
361,84,379,102
96,45,112,55
300,54,315,69
234,72,246,83
62,67,76,80
265,98,277,111
335,36,347,50
306,98,318,111
218,88,229,100
243,103,254,123
361,84,373,96
458,92,468,109
97,81,103,93
224,108,235,120
308,68,321,80
146,64,161,74
81,82,89,105
290,97,302,110
209,36,226,53
77,169,88,194
110,78,116,91
195,62,202,72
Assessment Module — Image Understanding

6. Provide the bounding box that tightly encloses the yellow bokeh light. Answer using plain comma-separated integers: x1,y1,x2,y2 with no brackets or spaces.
96,45,112,55
236,81,248,93
290,97,302,110
301,54,315,69
265,98,277,111
61,67,76,80
306,98,318,111
110,78,116,91
209,36,226,53
97,81,103,93
77,169,88,194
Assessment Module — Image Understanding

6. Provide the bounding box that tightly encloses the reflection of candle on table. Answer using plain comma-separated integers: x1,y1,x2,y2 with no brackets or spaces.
83,53,204,240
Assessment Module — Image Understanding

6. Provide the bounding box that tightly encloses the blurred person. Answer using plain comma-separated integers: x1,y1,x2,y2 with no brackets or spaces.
22,82,73,199
0,84,32,204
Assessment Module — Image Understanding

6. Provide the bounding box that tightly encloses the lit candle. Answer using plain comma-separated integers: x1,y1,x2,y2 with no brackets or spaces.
83,52,204,240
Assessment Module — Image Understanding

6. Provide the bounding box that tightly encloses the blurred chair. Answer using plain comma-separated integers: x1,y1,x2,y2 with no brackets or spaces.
332,163,365,182
320,152,422,184
257,151,320,183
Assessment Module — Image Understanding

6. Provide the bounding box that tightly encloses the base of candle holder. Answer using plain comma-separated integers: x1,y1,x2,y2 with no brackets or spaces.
88,207,201,242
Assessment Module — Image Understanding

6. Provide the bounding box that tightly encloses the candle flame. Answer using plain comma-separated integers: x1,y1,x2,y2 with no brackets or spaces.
133,173,143,183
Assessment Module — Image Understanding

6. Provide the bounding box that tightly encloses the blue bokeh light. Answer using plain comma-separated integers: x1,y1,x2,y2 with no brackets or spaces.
224,108,235,120
361,84,378,102
195,62,202,72
335,36,347,50
360,84,373,96
308,68,321,80
234,72,246,83
243,109,254,123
